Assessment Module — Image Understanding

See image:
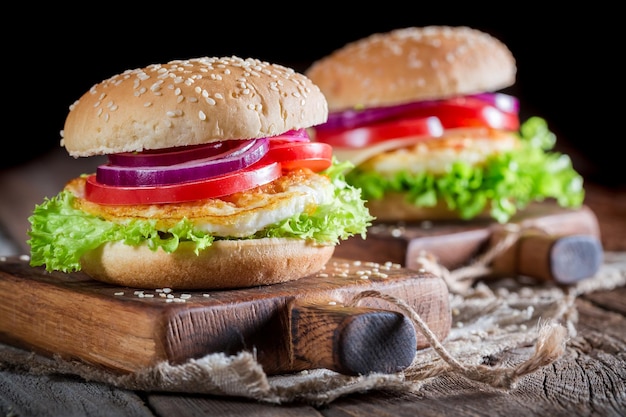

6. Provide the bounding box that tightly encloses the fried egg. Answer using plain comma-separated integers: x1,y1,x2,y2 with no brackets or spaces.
65,170,334,238
358,128,519,175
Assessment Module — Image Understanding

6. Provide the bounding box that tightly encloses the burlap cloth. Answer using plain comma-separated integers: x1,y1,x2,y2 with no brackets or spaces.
1,252,625,405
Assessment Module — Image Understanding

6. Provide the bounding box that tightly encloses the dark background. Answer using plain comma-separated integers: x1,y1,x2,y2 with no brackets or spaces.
6,7,621,185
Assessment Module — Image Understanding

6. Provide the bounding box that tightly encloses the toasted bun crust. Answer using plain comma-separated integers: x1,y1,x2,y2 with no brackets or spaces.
305,26,516,112
63,56,328,157
80,238,335,289
365,193,490,222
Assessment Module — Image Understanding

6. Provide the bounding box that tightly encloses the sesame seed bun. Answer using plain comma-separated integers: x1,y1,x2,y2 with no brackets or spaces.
63,56,329,157
80,238,335,290
305,26,516,112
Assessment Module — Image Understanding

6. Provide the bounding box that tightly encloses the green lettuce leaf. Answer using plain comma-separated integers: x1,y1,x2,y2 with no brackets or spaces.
27,159,374,273
347,117,585,223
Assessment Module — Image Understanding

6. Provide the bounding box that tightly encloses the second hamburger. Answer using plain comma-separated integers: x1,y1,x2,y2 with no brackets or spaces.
305,26,584,223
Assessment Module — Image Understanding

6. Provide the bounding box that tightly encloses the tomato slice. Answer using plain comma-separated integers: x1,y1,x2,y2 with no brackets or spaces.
85,160,282,205
314,116,443,148
406,97,519,131
267,141,333,172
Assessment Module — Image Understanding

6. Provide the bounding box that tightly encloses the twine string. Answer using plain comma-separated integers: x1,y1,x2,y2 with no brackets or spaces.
415,223,554,294
349,287,567,390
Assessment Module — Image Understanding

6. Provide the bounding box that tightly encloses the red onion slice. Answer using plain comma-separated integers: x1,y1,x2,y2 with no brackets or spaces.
275,128,310,142
320,101,437,131
97,138,269,186
109,140,248,167
319,93,519,131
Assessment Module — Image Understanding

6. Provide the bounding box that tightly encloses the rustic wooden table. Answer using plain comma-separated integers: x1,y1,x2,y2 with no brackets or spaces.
0,150,625,416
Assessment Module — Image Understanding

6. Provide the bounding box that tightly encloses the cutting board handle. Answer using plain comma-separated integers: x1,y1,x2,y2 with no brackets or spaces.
491,233,603,284
289,301,417,375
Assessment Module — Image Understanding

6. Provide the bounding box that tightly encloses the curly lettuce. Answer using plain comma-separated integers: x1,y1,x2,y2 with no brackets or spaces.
27,159,374,273
346,117,584,224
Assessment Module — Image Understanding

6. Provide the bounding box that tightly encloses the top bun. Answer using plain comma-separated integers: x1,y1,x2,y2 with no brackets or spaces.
63,56,329,157
305,26,516,112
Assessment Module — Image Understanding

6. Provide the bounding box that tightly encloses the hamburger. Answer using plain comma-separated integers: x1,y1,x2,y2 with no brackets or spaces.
305,26,584,223
27,56,373,289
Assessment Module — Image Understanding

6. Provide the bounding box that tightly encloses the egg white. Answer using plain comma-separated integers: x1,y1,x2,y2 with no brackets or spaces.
65,169,334,238
357,128,519,174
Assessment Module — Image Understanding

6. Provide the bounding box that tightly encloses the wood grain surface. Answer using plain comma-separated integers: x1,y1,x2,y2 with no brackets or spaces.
0,182,624,416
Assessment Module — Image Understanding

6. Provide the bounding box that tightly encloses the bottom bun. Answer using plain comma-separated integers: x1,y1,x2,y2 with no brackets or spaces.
80,238,335,290
366,193,491,222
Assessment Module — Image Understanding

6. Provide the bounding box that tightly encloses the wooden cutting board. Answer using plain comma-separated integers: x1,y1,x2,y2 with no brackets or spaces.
0,203,601,378
0,256,450,376
335,203,603,284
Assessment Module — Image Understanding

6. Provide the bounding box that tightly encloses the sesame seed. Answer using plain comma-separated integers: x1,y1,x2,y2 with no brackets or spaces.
198,110,207,120
150,80,164,91
166,109,183,117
